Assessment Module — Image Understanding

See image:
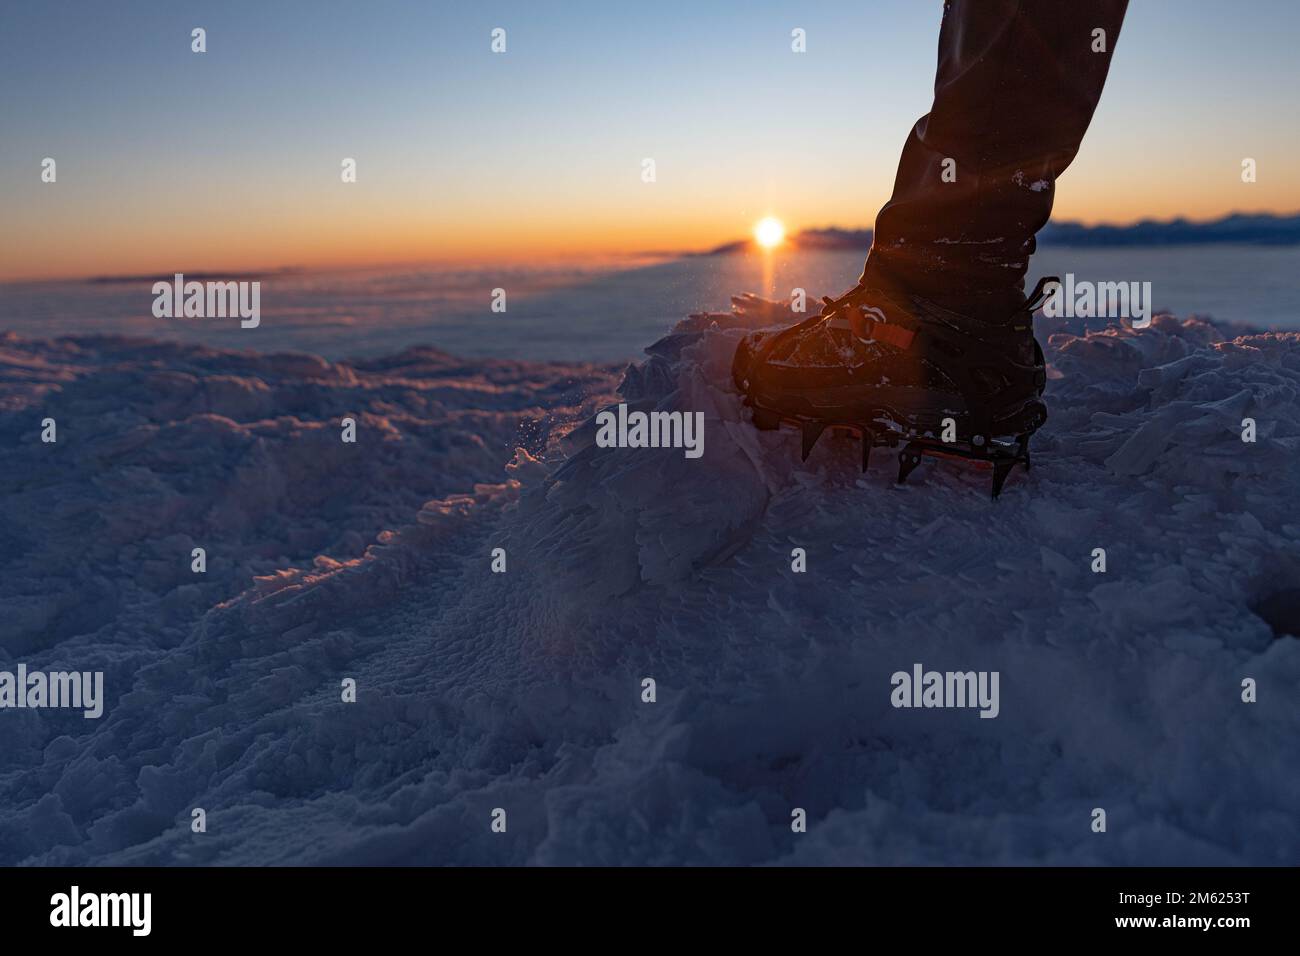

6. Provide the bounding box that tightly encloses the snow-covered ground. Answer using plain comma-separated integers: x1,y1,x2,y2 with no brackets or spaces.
1,303,1297,866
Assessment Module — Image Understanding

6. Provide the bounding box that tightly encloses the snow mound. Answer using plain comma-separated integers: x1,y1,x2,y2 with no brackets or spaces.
1,308,1298,866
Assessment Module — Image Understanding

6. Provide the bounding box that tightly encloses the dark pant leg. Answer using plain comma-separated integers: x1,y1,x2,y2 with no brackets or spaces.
863,0,1129,307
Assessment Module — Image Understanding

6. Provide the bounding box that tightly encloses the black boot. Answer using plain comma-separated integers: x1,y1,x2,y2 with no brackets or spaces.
731,274,1056,497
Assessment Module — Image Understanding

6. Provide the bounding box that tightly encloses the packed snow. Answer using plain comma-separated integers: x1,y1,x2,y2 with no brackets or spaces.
0,301,1297,866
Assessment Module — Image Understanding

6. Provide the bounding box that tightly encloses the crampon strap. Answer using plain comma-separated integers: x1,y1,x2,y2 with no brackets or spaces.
822,286,918,350
1022,275,1060,314
850,311,915,349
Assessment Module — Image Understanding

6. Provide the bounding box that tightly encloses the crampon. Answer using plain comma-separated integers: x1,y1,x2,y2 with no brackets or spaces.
731,276,1057,498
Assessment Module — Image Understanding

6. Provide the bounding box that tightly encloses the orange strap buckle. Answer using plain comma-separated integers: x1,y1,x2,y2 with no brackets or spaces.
851,311,915,349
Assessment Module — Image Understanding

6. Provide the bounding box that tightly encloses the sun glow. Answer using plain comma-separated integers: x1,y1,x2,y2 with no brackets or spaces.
754,216,785,249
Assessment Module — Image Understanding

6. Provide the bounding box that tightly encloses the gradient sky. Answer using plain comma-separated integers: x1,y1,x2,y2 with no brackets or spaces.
2,0,1299,280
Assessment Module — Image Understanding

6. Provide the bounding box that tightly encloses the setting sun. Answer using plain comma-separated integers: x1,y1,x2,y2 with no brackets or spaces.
754,217,786,249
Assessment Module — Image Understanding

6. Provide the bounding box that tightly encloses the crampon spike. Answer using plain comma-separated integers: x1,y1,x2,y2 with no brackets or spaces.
897,443,924,484
990,459,1017,499
860,427,874,472
800,422,826,461
750,407,781,431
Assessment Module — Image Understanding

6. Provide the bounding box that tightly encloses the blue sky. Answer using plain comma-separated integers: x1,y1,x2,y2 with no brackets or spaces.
2,0,1298,278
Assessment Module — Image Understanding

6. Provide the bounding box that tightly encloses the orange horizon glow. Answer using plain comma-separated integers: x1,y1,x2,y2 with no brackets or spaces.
3,195,1300,283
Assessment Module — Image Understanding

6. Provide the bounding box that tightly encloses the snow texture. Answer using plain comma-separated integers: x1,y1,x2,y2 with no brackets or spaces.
0,305,1297,867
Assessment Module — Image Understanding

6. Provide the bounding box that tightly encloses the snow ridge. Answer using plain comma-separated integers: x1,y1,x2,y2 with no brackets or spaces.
0,307,1297,866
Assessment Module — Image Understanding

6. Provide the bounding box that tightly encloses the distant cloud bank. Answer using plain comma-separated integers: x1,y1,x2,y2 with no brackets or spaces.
700,213,1300,256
